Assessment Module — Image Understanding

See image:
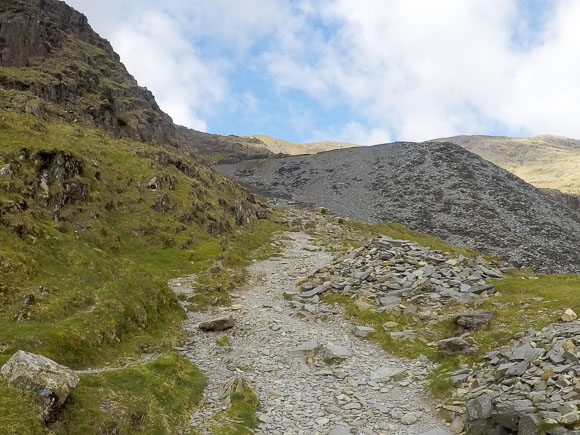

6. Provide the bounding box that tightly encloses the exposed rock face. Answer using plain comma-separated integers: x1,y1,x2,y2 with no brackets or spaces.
0,0,276,159
217,142,580,274
0,350,79,420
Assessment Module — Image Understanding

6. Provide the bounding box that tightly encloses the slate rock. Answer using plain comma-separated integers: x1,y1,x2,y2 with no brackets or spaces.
491,401,520,430
370,366,406,383
199,317,235,331
301,285,328,298
379,296,402,307
320,345,352,360
454,310,494,329
518,414,541,435
353,326,376,337
437,337,478,355
328,425,351,435
466,392,496,421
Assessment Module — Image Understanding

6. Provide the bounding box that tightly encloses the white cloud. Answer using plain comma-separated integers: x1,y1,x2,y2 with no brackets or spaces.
66,0,580,142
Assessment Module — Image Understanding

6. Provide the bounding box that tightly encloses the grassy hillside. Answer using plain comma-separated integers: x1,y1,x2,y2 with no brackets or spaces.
0,111,283,432
248,134,357,155
436,135,580,194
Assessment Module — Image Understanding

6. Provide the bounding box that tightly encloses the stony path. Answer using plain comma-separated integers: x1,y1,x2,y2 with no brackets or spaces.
171,232,450,434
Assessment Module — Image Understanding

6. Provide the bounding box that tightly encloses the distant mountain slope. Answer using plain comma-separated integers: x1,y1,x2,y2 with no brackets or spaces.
247,135,357,155
434,135,580,194
217,141,580,274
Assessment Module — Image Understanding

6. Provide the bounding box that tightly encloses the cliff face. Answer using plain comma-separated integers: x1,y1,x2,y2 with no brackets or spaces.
0,0,179,145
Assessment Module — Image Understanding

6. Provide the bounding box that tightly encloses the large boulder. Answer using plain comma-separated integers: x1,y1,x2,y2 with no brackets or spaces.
0,350,79,419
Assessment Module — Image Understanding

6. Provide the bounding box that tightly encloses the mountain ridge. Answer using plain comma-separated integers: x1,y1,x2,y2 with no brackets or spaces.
217,140,580,274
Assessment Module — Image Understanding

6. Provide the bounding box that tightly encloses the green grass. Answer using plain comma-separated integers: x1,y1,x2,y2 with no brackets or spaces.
52,353,207,434
215,336,231,347
210,379,260,435
0,381,45,435
322,270,580,404
0,112,283,432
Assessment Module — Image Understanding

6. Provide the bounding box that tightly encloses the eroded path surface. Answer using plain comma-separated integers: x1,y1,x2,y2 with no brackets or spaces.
171,232,450,435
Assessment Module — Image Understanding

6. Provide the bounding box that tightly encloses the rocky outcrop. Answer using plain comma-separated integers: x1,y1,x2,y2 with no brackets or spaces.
0,350,79,420
454,320,580,434
0,0,280,160
217,142,580,274
296,234,504,310
0,0,179,145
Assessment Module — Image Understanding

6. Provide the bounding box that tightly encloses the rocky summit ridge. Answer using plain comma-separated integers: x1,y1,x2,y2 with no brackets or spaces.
217,141,580,274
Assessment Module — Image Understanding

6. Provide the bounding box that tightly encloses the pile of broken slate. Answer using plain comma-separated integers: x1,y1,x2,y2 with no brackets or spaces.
453,317,580,434
297,235,505,312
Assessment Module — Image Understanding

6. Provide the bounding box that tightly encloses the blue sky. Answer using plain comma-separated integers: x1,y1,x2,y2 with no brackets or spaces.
67,0,580,144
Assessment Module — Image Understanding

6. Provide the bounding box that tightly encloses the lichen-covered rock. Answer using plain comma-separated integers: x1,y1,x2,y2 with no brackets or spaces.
0,350,79,419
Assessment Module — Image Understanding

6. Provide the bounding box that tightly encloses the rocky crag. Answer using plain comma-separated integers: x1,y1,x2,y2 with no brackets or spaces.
216,141,580,274
0,0,276,160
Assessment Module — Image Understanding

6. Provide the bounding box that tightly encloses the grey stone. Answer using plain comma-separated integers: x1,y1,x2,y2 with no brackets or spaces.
353,326,376,337
437,337,478,355
379,296,402,307
328,426,351,435
290,339,320,355
491,401,520,430
302,284,328,298
199,317,235,331
518,414,542,435
320,345,352,360
466,392,496,421
0,164,13,179
401,413,418,425
454,310,494,329
421,429,452,435
370,366,406,383
0,350,79,419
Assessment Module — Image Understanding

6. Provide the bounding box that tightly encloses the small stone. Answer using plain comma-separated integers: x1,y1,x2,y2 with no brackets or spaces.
328,426,351,435
258,413,273,424
353,326,376,337
320,345,352,360
454,310,494,329
562,309,577,322
291,339,320,355
0,164,13,179
558,411,580,425
401,413,418,425
382,321,398,329
450,417,465,434
370,366,406,382
199,317,235,331
437,337,478,355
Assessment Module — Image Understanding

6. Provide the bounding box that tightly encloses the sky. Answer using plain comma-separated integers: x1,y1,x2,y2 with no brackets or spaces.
66,0,580,145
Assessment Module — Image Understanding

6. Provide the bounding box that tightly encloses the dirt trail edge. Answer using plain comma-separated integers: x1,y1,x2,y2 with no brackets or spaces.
170,232,450,435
